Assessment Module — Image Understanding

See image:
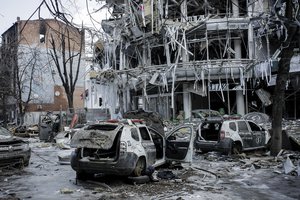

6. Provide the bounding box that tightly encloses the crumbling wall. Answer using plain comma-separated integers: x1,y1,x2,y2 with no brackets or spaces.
90,0,298,118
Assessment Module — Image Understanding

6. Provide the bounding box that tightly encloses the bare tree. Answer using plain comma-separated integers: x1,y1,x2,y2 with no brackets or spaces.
0,39,42,125
271,0,300,155
15,49,40,124
49,24,84,112
0,50,12,125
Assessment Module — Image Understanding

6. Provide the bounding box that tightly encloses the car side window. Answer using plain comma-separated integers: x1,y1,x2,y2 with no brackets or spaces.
229,122,236,131
237,121,249,132
248,121,261,131
169,127,192,141
139,127,151,140
131,128,140,141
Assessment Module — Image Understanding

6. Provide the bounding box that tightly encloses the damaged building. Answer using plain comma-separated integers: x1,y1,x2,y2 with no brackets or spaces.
0,18,85,124
85,0,300,120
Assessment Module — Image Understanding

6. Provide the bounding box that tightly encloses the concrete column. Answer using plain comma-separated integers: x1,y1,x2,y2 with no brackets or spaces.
126,87,131,111
247,0,254,60
181,0,189,62
183,83,191,119
232,0,239,17
234,39,242,59
234,39,245,115
180,0,187,22
232,0,245,115
236,90,245,115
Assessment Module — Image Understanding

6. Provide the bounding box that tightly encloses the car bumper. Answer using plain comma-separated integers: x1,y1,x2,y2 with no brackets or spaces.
0,149,31,167
195,138,232,154
70,151,139,176
216,138,232,153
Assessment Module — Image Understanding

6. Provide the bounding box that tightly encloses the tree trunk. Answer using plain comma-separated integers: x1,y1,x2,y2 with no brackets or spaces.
67,94,74,113
270,0,298,156
271,48,293,155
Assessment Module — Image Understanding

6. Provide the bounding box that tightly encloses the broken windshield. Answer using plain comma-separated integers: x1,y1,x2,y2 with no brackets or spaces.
85,124,118,131
192,110,222,119
0,127,13,139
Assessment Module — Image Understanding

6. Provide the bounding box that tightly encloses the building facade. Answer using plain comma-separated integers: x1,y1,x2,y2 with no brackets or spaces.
86,0,300,120
0,18,85,124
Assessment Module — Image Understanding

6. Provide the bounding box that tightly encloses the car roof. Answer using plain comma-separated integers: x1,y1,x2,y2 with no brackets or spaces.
87,119,148,128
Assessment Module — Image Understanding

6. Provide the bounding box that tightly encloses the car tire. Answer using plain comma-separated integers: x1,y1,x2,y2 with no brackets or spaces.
76,171,93,181
266,139,272,150
23,160,29,167
133,158,146,177
232,142,242,154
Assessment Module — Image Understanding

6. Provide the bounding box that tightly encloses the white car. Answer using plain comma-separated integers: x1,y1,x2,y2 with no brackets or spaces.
70,119,194,180
194,119,271,154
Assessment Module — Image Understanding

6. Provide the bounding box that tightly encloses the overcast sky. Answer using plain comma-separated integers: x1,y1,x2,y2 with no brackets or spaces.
0,0,106,35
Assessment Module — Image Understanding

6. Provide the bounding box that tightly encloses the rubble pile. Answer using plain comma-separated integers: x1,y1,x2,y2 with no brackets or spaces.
283,119,300,150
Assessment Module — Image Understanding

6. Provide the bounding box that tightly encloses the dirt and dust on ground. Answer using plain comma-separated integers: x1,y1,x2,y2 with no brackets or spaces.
0,138,300,200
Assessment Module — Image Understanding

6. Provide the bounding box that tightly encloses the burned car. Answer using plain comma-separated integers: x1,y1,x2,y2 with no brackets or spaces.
194,119,271,154
0,127,31,168
70,119,194,180
123,109,165,134
191,109,223,120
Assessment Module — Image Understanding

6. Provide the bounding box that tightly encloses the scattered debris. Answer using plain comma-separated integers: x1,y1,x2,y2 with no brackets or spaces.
60,188,73,194
86,180,113,192
57,150,73,165
157,171,178,180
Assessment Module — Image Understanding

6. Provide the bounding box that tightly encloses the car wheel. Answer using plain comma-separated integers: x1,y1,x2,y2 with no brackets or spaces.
266,139,272,150
133,158,146,177
76,171,93,181
232,142,242,154
23,160,29,167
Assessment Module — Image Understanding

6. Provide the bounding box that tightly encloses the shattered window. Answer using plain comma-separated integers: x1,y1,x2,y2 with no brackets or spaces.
237,121,249,132
248,121,261,132
229,122,236,131
139,127,151,141
171,127,191,141
86,124,118,131
131,128,140,141
0,127,12,137
39,20,46,43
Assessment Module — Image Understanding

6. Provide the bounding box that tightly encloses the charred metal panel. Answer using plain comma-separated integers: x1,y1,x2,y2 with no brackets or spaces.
71,128,120,149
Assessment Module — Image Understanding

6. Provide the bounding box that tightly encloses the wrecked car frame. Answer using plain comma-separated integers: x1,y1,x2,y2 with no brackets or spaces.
0,127,31,168
70,120,194,179
194,119,271,154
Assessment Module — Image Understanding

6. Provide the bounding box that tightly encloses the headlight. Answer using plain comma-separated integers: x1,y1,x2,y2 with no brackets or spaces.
22,143,30,151
0,146,9,151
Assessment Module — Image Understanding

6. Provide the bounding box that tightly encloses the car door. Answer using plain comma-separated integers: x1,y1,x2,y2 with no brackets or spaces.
247,121,265,147
194,121,220,152
237,120,253,148
165,124,194,163
139,126,157,165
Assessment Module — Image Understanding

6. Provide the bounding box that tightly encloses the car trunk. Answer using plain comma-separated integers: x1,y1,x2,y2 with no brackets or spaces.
71,124,122,161
82,131,122,161
200,121,222,141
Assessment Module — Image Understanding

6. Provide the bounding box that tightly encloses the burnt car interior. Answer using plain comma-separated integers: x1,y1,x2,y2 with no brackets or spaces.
149,130,164,159
82,124,122,160
166,127,192,160
200,122,222,141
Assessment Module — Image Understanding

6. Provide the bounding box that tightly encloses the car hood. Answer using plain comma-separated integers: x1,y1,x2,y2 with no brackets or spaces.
70,129,119,149
0,136,27,144
0,135,13,140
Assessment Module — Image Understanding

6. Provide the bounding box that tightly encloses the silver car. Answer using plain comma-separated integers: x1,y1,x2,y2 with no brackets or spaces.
0,127,31,168
194,119,271,154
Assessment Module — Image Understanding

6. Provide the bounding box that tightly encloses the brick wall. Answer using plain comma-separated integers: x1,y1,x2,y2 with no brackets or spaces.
27,85,84,112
